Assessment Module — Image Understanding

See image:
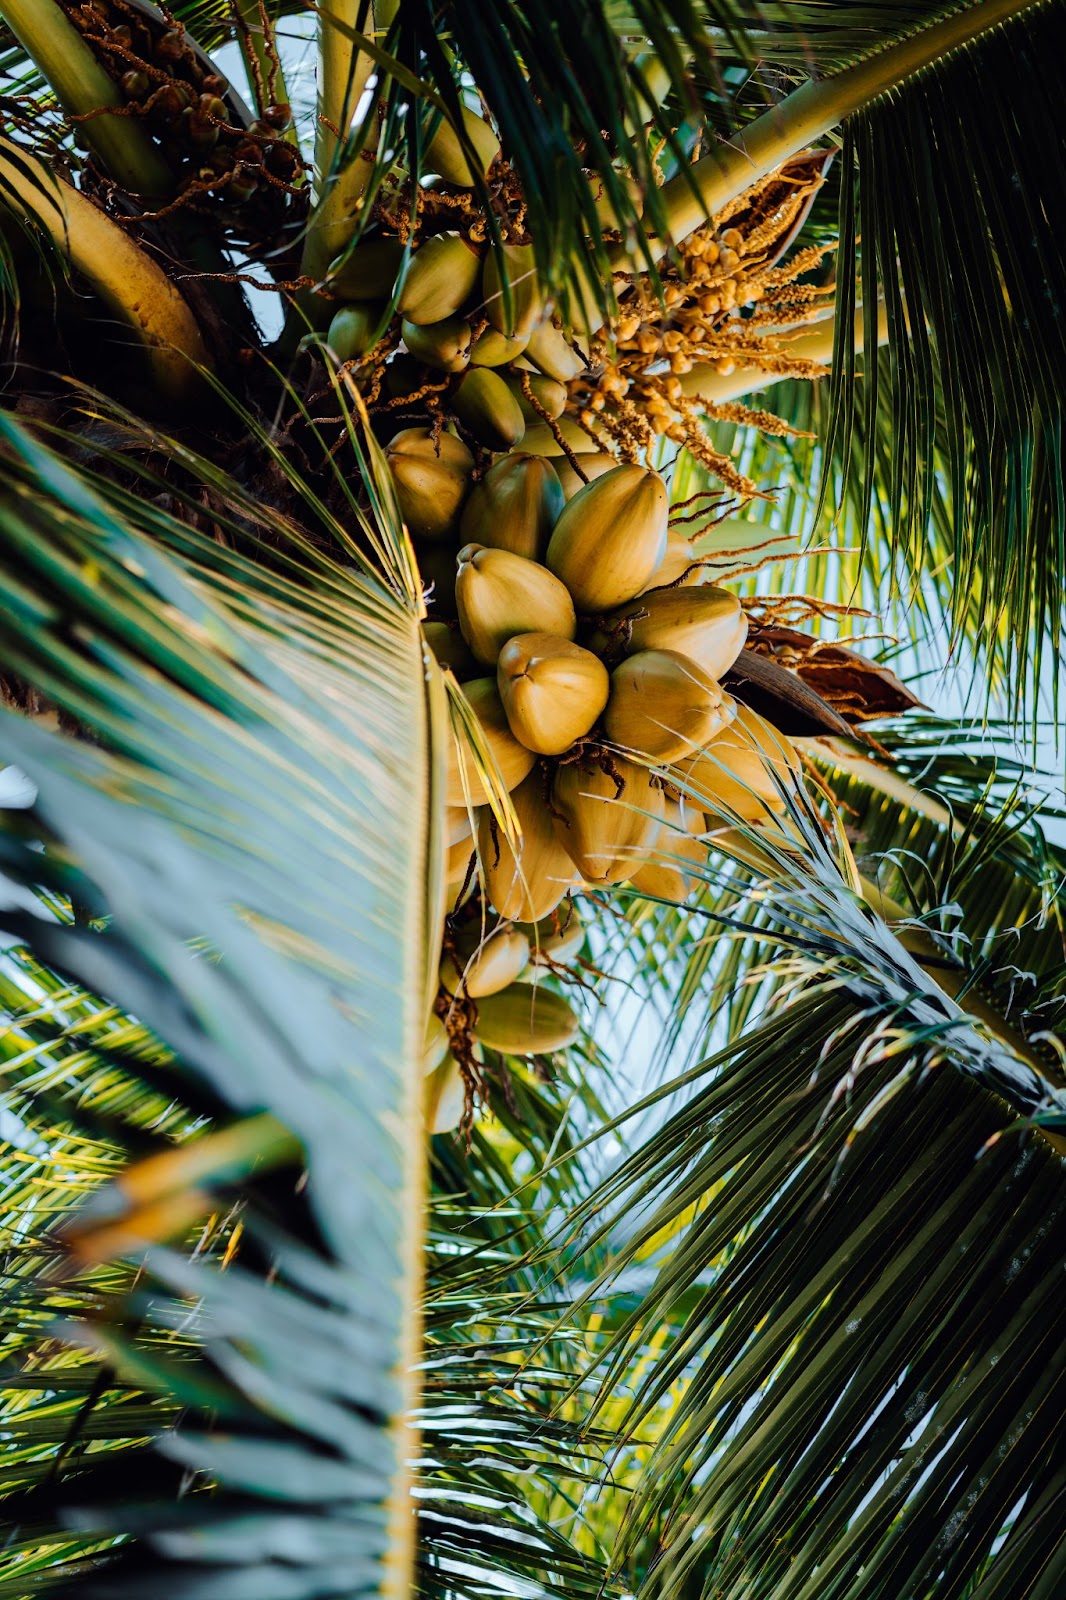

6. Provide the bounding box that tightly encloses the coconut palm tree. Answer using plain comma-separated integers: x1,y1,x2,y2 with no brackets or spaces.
0,1,1063,1597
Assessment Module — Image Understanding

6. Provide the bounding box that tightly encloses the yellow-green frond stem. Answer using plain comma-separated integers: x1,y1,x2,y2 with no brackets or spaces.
0,0,172,198
0,138,210,399
623,0,1045,274
302,0,396,284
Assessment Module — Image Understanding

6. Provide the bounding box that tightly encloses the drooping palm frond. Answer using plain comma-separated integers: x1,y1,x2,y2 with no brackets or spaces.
550,745,1065,1600
817,2,1066,719
673,355,1061,729
0,410,435,1597
0,956,228,1595
0,949,611,1600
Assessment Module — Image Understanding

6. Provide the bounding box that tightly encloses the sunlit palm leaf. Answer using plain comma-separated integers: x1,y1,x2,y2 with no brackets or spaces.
0,412,433,1596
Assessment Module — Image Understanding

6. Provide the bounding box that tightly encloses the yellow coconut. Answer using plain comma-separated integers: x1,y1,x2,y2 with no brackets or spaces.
524,907,585,964
672,704,800,822
620,586,748,680
446,677,537,806
525,322,586,383
478,770,576,923
546,464,668,611
327,303,382,363
445,833,476,893
552,757,665,884
441,925,531,998
554,451,619,501
482,242,544,337
455,545,576,664
402,314,473,372
604,648,734,763
423,104,500,186
425,1051,466,1133
451,367,526,452
641,526,702,590
629,800,706,901
474,983,580,1054
398,232,481,325
470,326,530,366
386,427,474,540
519,416,602,457
458,454,565,563
444,800,473,851
506,372,568,424
424,1013,449,1072
498,632,610,755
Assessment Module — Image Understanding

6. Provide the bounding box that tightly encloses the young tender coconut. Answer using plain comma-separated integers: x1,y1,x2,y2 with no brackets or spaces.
456,545,576,664
672,704,801,822
446,677,536,807
552,756,665,884
497,632,610,755
478,769,577,922
546,464,669,611
603,647,735,762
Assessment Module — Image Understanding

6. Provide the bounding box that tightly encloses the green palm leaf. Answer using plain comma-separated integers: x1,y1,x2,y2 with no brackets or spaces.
821,0,1066,718
0,412,434,1596
558,744,1065,1599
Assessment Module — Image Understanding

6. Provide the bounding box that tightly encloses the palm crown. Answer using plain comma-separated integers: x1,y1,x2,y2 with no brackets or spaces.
0,2,1063,1597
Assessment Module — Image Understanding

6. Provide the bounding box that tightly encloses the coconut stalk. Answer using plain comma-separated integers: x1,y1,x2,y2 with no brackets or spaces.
0,0,172,198
303,0,398,283
616,0,1044,273
0,137,210,399
679,303,889,405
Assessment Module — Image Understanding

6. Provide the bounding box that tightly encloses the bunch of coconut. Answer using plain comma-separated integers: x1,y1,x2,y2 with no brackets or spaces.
368,243,594,621
430,459,803,917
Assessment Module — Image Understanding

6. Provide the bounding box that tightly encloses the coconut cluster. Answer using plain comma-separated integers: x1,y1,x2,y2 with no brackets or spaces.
325,226,582,449
433,458,788,900
417,456,803,1128
314,105,814,1135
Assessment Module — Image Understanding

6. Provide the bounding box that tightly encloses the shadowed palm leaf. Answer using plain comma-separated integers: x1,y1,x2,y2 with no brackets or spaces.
553,742,1065,1599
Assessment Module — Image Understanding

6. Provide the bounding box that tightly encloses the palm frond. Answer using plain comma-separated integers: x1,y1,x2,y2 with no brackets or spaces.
822,0,1066,720
0,410,433,1597
416,1204,616,1599
556,744,1065,1600
673,357,1059,729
